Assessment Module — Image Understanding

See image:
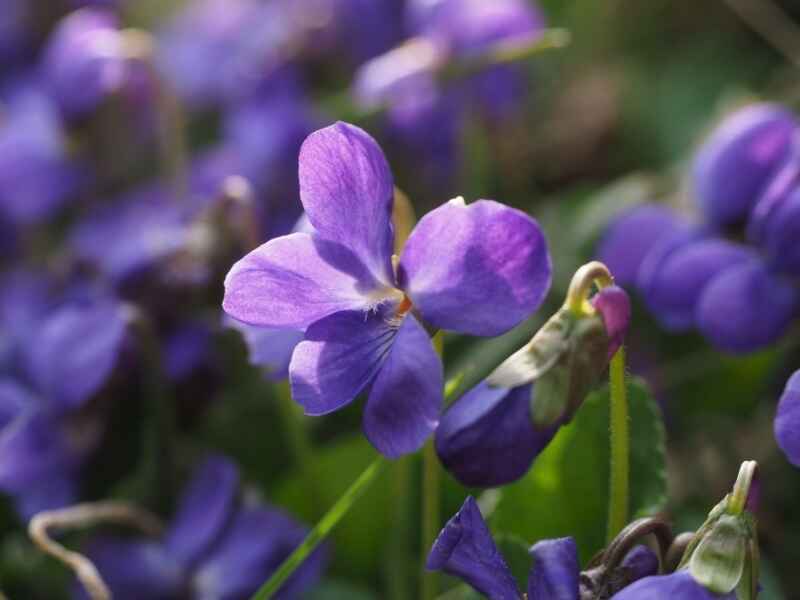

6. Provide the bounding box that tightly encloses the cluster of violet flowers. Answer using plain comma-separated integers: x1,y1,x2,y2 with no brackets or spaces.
0,0,562,598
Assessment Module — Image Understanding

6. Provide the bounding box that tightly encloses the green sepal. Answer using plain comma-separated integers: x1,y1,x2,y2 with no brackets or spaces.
689,514,748,594
486,307,610,429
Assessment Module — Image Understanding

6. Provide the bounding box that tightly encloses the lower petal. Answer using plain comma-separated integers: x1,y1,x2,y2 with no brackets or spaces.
435,383,558,487
363,314,442,458
527,537,580,600
611,571,736,599
290,307,398,415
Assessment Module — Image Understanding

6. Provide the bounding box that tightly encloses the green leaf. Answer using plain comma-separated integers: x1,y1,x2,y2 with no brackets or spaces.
490,378,667,563
495,533,533,590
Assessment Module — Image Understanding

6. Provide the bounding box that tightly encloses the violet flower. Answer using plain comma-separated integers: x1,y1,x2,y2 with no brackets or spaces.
0,275,128,517
40,8,147,118
76,455,326,600
774,369,800,467
428,496,658,599
0,80,85,226
223,121,551,457
436,285,630,487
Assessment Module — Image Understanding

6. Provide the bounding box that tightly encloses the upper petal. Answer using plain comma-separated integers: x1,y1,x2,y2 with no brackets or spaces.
362,314,442,457
225,317,304,381
25,298,128,410
611,571,736,599
527,537,580,600
399,199,551,336
435,382,558,487
164,455,240,569
775,369,800,466
426,496,520,600
80,538,184,600
298,122,395,286
223,233,390,329
289,306,398,416
696,259,799,353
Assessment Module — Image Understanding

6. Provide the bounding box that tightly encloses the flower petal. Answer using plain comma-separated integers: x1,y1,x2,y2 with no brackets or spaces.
597,205,686,288
363,314,442,457
399,199,551,336
619,545,660,586
223,233,390,329
426,496,520,599
527,537,580,600
165,455,240,569
591,285,631,359
81,538,184,600
14,471,78,520
193,506,327,600
611,570,736,599
435,383,558,487
25,299,128,410
290,307,398,416
696,259,799,353
298,122,395,286
775,369,800,466
642,239,753,331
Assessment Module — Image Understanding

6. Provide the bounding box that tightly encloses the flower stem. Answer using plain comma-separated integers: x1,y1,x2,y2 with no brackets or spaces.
250,455,389,600
421,331,444,600
606,345,629,543
387,457,411,600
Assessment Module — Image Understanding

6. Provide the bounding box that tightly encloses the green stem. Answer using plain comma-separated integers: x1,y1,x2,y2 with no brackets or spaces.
387,457,411,600
607,346,629,543
421,332,444,600
250,456,388,600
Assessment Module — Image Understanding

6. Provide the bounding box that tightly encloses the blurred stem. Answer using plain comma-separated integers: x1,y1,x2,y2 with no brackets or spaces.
607,346,629,543
421,332,445,600
387,456,411,600
250,456,389,600
129,307,174,513
121,29,188,198
276,380,317,516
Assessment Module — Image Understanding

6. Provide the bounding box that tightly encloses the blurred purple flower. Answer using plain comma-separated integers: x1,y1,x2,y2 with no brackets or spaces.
611,570,736,599
436,285,629,487
76,455,326,600
223,122,551,457
774,369,800,467
692,104,796,226
70,145,243,287
0,276,127,517
354,0,545,186
41,8,148,118
427,496,579,599
0,81,86,225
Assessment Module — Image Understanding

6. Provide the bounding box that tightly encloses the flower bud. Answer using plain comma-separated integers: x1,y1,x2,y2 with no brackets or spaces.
692,103,796,225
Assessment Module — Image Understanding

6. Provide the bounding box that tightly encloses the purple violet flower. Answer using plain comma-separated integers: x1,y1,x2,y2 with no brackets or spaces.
692,103,796,226
223,121,551,457
426,496,579,600
774,369,800,467
76,455,326,600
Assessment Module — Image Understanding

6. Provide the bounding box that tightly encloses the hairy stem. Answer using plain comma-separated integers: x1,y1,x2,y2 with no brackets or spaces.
607,346,629,542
